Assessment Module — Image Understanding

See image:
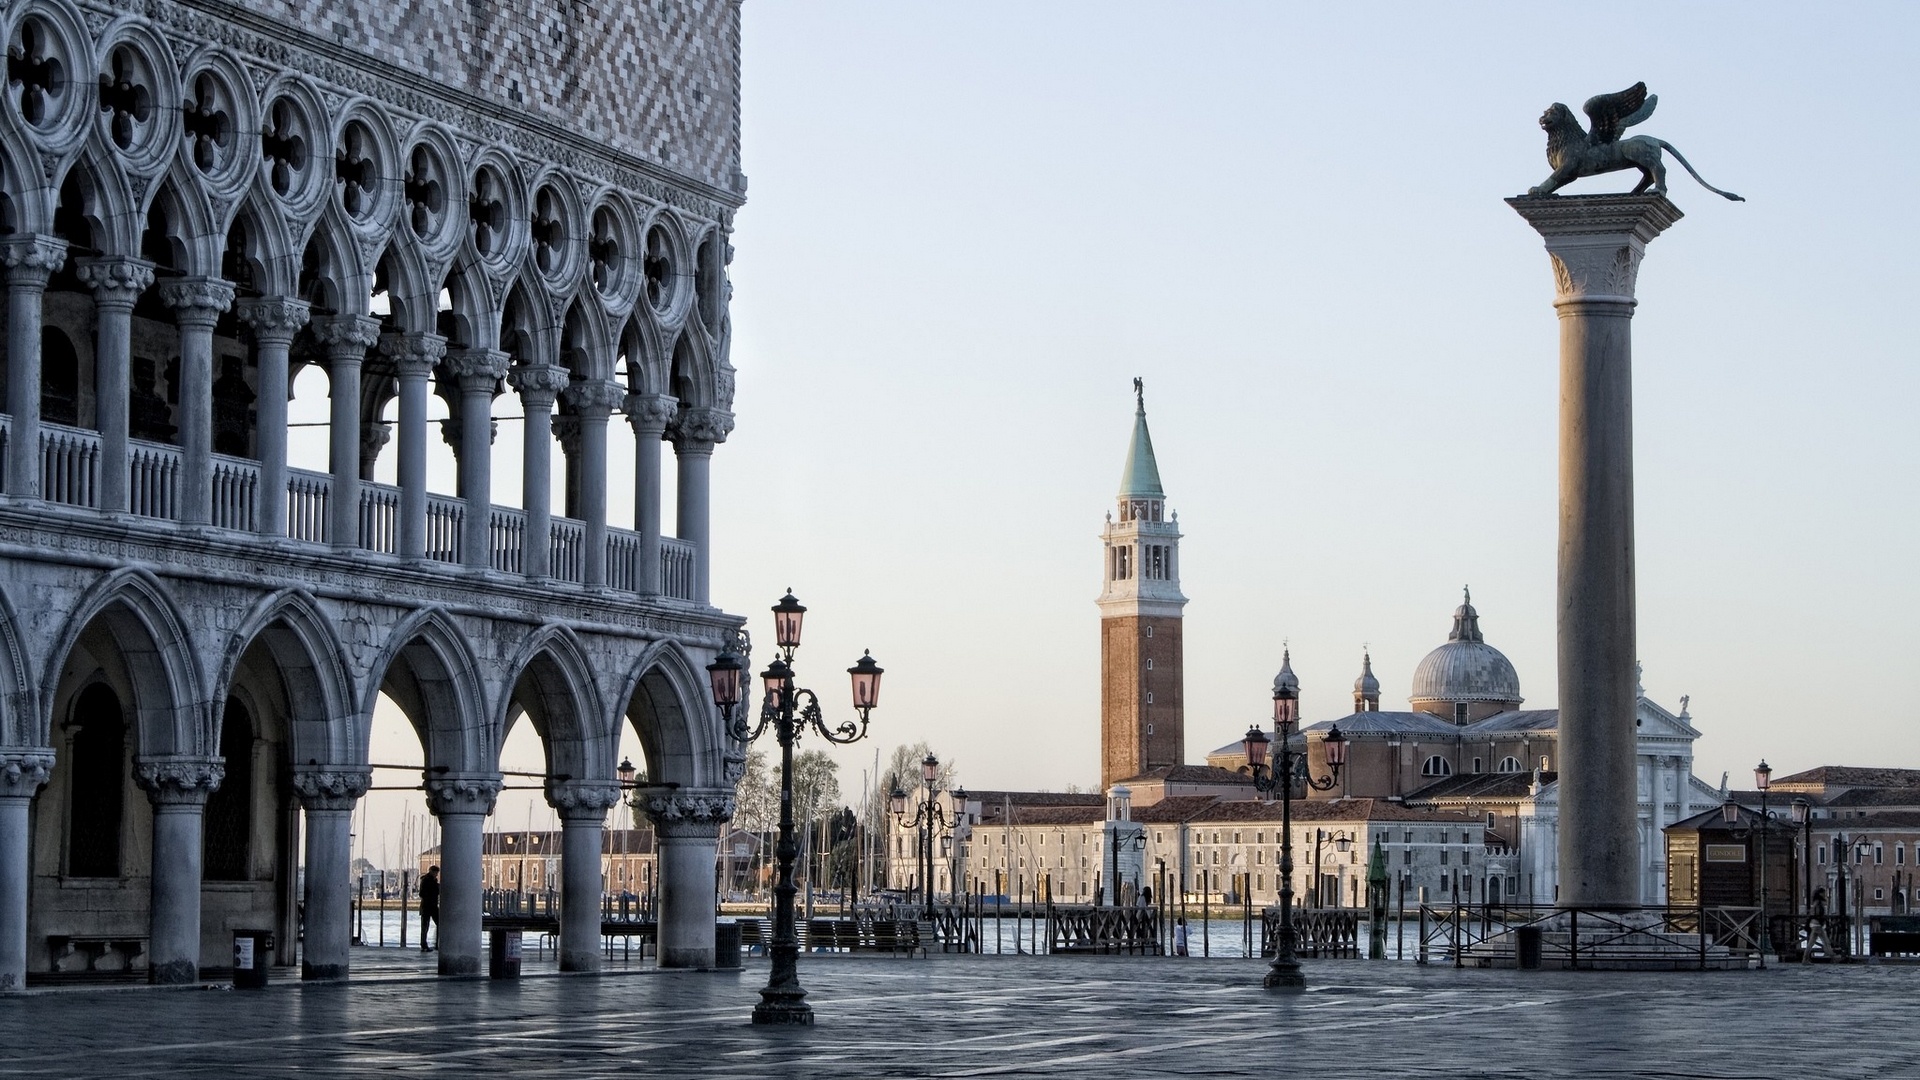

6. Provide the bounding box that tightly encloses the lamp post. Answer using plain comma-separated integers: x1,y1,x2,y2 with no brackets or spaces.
1243,670,1346,990
890,754,957,920
1720,759,1773,967
711,590,882,1026
616,756,636,907
1108,830,1146,906
1791,797,1812,919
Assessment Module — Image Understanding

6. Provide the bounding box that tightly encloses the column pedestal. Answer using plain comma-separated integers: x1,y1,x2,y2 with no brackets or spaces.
625,394,677,595
293,770,370,981
135,758,224,984
549,781,622,972
0,752,52,992
1509,193,1681,910
427,776,500,976
2,235,67,498
74,258,155,514
643,789,735,969
157,280,235,526
235,298,311,536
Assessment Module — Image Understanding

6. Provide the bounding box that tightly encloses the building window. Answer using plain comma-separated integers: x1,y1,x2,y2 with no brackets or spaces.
1146,658,1153,670
1498,756,1523,773
1454,703,1469,724
1462,850,1471,866
1486,812,1495,827
1817,845,1827,865
1145,625,1153,638
1146,723,1153,735
1403,849,1412,865
1146,692,1153,705
1403,830,1413,844
1440,850,1449,865
1899,845,1907,866
1875,888,1886,901
1875,844,1885,865
1473,757,1483,774
1422,756,1452,777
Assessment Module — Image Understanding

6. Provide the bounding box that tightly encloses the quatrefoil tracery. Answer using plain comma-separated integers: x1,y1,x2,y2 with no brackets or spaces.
335,121,377,218
6,20,65,128
260,98,307,197
182,73,232,173
98,47,151,151
404,146,445,239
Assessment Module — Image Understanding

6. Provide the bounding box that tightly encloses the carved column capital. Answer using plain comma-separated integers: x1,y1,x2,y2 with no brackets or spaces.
562,379,626,420
73,257,155,310
507,363,572,407
157,277,235,328
668,406,734,449
426,775,502,817
308,313,383,357
234,296,313,345
378,331,448,378
0,234,68,287
134,756,224,808
547,780,624,823
0,749,54,799
291,768,372,812
444,348,511,392
1507,194,1682,309
641,787,735,838
624,393,679,436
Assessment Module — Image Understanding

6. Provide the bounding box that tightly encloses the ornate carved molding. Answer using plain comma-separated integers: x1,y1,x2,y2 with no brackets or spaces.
1508,194,1681,307
291,768,372,812
158,277,236,326
508,363,573,406
134,756,225,807
309,313,383,355
624,393,679,435
74,257,156,309
0,750,55,799
235,296,314,343
642,787,735,837
445,348,511,390
561,379,626,419
547,780,624,822
669,406,734,448
426,775,503,817
379,331,449,378
0,234,69,286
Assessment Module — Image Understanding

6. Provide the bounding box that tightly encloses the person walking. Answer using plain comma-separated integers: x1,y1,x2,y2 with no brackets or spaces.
1173,916,1189,957
419,866,441,952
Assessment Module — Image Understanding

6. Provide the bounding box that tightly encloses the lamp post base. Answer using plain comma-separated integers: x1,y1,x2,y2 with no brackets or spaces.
1264,957,1305,990
752,986,814,1026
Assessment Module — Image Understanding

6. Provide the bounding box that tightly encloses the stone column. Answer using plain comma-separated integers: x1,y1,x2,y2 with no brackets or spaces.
669,407,733,606
643,789,734,968
445,350,509,570
549,781,622,971
233,298,311,536
74,258,156,514
2,235,68,498
625,394,677,595
426,776,500,976
309,315,382,549
379,333,446,560
157,279,235,526
134,757,224,984
0,751,52,992
291,769,369,981
508,364,569,579
564,380,625,587
1509,194,1681,910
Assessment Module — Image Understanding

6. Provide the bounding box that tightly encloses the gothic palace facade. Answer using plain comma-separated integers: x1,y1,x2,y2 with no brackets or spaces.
0,0,747,987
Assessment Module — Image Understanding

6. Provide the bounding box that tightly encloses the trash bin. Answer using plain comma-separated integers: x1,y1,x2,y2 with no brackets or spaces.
233,930,274,988
488,929,522,979
1515,926,1542,970
713,921,742,969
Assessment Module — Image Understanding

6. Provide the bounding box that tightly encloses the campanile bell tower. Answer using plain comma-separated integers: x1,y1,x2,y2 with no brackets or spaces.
1098,380,1187,791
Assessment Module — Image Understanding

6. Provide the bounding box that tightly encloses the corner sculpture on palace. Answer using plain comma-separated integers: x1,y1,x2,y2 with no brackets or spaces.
1528,82,1744,202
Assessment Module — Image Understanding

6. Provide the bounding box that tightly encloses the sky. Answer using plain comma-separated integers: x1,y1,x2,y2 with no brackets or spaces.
333,2,1920,856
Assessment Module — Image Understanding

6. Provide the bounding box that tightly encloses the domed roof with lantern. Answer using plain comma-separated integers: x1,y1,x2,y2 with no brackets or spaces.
1408,588,1523,712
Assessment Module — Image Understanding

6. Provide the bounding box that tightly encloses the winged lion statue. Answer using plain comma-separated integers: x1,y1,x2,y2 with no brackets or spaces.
1528,82,1743,202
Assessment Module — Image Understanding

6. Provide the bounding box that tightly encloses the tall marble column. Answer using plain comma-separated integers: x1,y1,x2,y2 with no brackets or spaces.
549,781,622,972
643,789,733,968
234,298,310,536
0,751,52,992
669,407,733,606
157,279,235,526
2,235,68,498
379,333,446,560
625,394,677,595
74,257,156,514
292,769,370,981
508,364,569,579
310,315,382,549
134,757,225,984
426,775,500,976
1509,194,1681,910
445,350,509,570
564,380,625,587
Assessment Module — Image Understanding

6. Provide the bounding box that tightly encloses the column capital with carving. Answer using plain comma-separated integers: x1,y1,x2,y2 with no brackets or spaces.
291,768,372,812
547,779,624,823
507,363,572,408
74,256,155,310
0,233,67,287
668,406,734,449
157,277,235,328
426,774,503,817
624,393,679,436
308,313,383,357
444,348,511,392
562,379,626,420
235,296,313,345
0,749,54,799
378,331,448,378
1507,194,1682,309
641,787,735,838
134,756,225,808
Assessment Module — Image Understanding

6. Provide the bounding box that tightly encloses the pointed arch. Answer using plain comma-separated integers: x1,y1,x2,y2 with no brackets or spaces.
497,624,610,786
55,144,138,257
0,584,39,748
142,162,221,276
215,589,356,767
614,639,721,789
299,207,372,316
222,190,297,297
40,567,206,756
364,607,488,774
501,277,559,367
619,313,669,395
668,330,713,409
560,295,614,380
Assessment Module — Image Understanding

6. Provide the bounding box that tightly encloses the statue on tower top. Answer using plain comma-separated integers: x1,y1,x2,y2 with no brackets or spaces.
1525,82,1744,202
1134,376,1144,406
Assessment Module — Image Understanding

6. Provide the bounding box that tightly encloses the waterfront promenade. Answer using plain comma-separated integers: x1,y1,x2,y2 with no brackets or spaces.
6,951,1915,1077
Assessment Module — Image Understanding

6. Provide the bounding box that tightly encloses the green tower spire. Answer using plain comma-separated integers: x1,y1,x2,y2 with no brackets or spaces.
1120,377,1164,498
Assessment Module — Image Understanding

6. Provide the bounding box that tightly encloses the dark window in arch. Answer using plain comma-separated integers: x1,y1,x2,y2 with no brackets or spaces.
203,697,253,881
66,684,127,877
40,326,79,426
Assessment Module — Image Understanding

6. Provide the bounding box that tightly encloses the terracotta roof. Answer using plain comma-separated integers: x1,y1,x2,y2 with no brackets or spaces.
967,791,1104,826
1826,788,1920,807
1770,766,1920,790
1407,772,1553,802
1117,764,1255,786
1008,805,1107,827
1134,795,1476,826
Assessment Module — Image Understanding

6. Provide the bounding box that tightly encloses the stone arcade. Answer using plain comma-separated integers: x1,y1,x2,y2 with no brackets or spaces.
0,0,748,988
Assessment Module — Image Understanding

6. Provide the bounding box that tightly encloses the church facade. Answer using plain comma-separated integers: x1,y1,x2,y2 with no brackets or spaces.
1,0,746,988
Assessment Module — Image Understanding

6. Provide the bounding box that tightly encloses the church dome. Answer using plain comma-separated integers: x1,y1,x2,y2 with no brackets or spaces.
1409,589,1522,710
1354,652,1380,696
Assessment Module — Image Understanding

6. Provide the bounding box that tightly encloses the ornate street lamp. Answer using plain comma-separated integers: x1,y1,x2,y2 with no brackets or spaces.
713,590,881,1026
892,753,955,920
1244,669,1345,990
1791,797,1813,922
1720,758,1776,967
